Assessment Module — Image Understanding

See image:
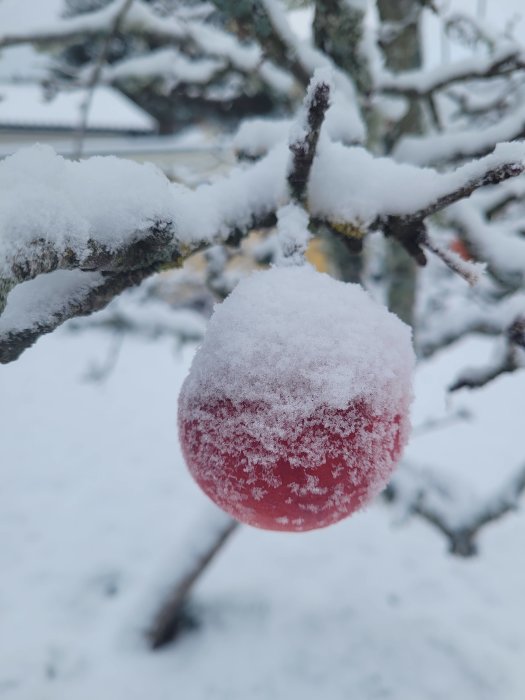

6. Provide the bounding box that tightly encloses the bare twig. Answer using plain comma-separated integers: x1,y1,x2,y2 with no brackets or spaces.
288,75,331,204
75,0,134,158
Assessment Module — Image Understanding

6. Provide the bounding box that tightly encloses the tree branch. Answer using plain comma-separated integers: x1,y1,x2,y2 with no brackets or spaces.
2,136,524,362
386,461,525,556
375,150,525,267
148,516,239,649
379,44,524,98
0,145,286,363
288,74,331,203
449,317,525,391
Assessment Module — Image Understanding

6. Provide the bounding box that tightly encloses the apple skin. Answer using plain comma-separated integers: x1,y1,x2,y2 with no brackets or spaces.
178,397,408,532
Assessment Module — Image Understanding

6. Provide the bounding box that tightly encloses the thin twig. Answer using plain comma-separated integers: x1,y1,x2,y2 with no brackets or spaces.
287,75,331,204
148,518,239,649
74,0,134,158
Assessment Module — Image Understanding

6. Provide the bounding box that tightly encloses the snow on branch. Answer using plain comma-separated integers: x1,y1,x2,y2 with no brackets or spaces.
310,141,525,270
449,317,525,391
386,461,525,556
288,72,331,203
0,0,185,49
207,0,310,88
379,43,524,98
2,134,525,362
418,291,525,358
0,0,283,90
394,104,525,166
0,144,286,363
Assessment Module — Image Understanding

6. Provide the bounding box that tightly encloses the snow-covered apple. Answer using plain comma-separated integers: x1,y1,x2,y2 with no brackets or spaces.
178,266,415,532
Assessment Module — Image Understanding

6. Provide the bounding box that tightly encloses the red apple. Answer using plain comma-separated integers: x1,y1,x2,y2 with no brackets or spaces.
178,266,414,532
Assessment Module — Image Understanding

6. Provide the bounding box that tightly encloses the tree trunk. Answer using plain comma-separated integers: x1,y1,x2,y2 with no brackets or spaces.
377,0,424,327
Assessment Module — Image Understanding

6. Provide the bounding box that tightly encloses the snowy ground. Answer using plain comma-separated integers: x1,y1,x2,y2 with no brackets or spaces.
1,320,525,700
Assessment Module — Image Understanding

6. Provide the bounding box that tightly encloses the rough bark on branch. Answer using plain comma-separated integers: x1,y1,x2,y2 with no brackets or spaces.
2,138,525,363
375,156,525,273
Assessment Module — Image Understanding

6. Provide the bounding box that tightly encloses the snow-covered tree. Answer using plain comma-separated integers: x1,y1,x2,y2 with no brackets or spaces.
2,0,525,649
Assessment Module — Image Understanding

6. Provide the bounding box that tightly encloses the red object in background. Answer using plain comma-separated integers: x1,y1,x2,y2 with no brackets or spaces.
450,238,473,261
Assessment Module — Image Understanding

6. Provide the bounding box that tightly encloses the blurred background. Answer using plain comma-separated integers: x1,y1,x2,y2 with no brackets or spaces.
2,1,525,698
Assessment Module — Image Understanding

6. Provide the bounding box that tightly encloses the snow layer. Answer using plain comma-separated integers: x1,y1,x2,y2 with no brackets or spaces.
0,145,176,274
0,144,285,279
181,265,414,429
233,91,365,158
178,266,415,530
308,140,525,224
0,270,103,333
2,328,525,699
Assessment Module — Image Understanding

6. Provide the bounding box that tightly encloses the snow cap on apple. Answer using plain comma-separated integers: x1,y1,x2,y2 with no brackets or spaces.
178,265,415,532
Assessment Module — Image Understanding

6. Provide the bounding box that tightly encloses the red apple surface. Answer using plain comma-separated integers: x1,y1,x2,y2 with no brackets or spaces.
178,266,414,532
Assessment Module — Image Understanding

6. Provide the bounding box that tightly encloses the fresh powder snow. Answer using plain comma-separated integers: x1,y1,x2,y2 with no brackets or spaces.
178,265,415,530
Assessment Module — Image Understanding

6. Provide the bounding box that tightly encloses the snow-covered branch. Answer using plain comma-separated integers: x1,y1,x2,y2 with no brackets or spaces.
2,123,525,362
0,0,185,49
287,72,331,203
379,44,525,98
449,317,525,391
387,461,525,556
394,104,525,166
0,144,285,362
418,291,525,358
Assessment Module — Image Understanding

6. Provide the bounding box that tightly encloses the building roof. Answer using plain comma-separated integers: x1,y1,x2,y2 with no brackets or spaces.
0,84,157,133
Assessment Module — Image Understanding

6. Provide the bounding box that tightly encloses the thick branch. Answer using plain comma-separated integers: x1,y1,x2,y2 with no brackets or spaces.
2,138,524,362
313,0,373,95
0,144,286,363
